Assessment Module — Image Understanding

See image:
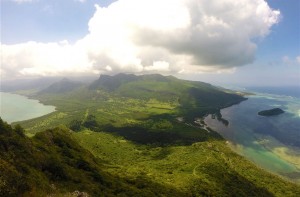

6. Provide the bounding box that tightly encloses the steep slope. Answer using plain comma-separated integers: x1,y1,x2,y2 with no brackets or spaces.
75,130,300,197
0,119,187,196
2,120,300,197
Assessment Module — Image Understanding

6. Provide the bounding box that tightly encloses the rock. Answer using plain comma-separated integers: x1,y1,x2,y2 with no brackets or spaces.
70,191,89,197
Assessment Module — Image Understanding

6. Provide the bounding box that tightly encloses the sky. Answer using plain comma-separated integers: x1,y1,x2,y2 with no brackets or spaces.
1,0,299,87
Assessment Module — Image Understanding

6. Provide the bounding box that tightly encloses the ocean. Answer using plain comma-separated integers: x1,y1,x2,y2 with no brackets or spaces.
245,86,300,98
205,86,300,183
0,92,55,123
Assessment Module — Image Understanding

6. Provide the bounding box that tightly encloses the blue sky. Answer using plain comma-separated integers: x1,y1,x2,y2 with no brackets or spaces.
2,0,114,43
1,0,299,87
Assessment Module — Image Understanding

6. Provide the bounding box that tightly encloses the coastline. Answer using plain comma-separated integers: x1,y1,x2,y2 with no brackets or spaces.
254,133,300,170
203,92,300,184
0,91,56,124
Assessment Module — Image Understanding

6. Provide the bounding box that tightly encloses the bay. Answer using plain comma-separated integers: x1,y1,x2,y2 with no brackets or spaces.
0,92,55,123
205,90,300,183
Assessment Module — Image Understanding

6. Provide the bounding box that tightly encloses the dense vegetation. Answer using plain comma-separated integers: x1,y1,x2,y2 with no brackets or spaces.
3,74,300,196
258,108,285,116
89,73,246,119
0,119,191,196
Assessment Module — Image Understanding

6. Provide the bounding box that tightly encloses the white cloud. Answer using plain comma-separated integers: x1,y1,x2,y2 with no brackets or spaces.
144,61,170,72
1,41,96,78
1,0,280,79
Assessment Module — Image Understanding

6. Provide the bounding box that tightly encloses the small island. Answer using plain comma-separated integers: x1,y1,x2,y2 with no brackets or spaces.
258,108,284,116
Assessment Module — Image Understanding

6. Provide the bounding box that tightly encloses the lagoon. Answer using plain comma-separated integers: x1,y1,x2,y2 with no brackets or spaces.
0,92,55,123
205,91,300,183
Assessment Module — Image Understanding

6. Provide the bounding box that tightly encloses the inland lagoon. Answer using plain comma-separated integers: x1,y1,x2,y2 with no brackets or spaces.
0,92,55,123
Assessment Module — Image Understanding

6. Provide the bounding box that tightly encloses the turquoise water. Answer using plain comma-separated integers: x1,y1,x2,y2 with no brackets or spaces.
205,92,300,182
0,92,56,123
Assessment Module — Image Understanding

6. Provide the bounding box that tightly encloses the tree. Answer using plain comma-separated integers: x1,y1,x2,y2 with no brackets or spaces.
83,115,98,130
69,120,82,131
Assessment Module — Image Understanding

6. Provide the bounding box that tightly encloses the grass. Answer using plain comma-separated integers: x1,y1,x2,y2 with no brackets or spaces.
73,129,300,196
17,92,179,136
1,120,194,196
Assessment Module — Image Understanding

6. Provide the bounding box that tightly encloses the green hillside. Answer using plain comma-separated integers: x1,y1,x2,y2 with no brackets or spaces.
89,74,246,119
2,119,300,196
0,119,189,196
74,129,300,197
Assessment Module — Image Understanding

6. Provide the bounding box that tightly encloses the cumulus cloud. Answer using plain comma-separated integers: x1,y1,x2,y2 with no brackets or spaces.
1,0,280,79
1,41,97,78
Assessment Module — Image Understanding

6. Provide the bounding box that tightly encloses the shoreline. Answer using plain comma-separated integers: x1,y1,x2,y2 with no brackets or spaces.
253,133,300,171
203,94,300,184
205,122,300,184
0,91,56,124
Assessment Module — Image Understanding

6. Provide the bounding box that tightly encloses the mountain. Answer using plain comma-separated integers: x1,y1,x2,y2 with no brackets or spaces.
89,73,246,118
38,78,83,94
89,73,139,91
